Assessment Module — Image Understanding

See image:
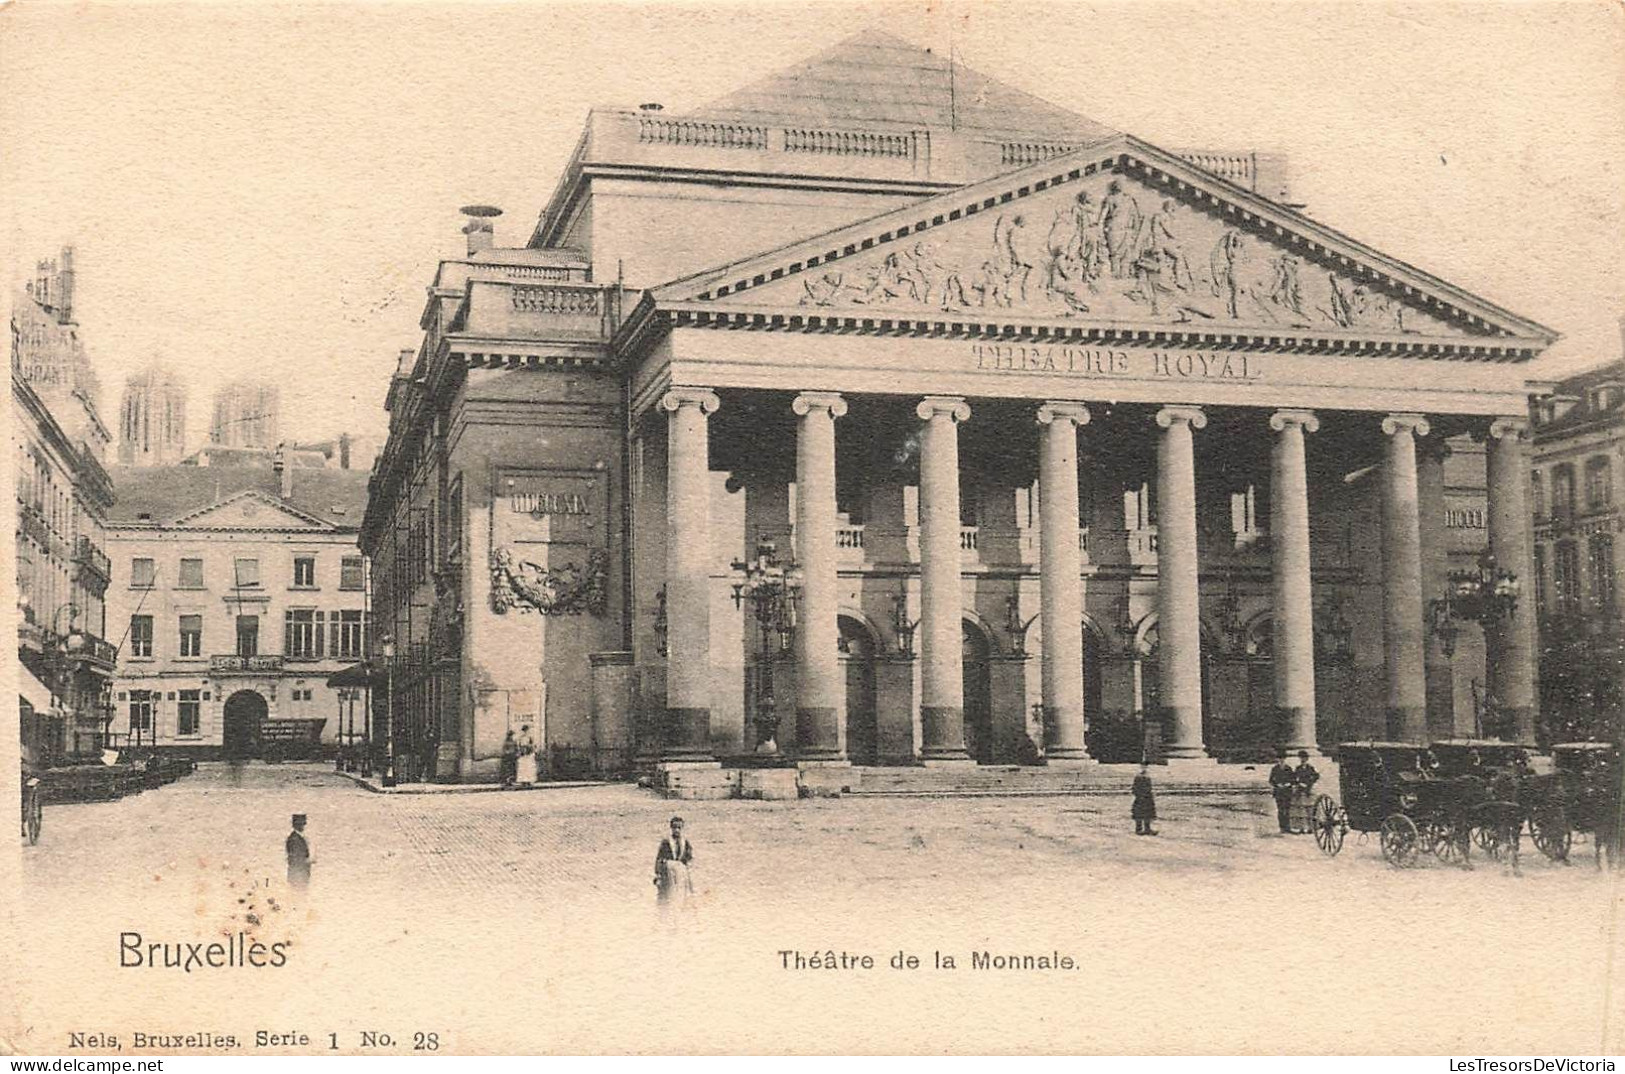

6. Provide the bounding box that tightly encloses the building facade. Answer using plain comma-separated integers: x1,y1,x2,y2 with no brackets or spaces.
103,455,370,757
362,32,1557,787
1529,354,1624,740
13,247,117,762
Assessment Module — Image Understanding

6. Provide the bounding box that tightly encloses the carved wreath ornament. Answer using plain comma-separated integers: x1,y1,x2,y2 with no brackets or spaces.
490,546,609,617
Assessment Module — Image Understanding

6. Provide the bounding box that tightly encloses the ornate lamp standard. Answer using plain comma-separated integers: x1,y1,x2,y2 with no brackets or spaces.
1427,550,1521,733
380,634,398,787
731,541,801,754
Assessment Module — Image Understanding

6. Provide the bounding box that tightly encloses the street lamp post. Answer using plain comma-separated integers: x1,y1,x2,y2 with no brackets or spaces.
381,635,397,787
730,541,801,754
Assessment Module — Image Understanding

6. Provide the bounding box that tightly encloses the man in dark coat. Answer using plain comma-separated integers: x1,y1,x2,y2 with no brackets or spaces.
285,814,311,889
1289,749,1321,833
499,730,518,789
1269,752,1296,833
1131,765,1158,836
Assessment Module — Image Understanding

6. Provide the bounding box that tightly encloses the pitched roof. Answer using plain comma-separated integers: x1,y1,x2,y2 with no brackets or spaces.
686,29,1116,142
105,464,369,529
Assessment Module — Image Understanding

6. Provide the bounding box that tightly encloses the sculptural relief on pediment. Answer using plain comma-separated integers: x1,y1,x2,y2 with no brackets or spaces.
765,174,1467,336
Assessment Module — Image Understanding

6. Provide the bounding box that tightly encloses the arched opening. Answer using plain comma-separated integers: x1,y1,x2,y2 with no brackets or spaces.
962,619,995,764
1082,621,1106,722
1136,620,1214,734
838,615,879,765
222,690,267,760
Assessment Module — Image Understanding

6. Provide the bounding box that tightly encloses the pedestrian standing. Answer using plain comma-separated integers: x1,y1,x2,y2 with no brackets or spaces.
654,815,695,915
499,730,518,789
1131,765,1159,836
515,724,538,786
286,814,312,889
1289,750,1320,833
1268,752,1296,834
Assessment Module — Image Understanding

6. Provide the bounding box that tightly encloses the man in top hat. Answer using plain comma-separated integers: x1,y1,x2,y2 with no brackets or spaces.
1289,750,1320,834
286,814,312,889
1268,751,1296,834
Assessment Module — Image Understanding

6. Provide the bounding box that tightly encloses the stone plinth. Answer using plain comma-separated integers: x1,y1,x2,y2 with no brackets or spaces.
797,760,858,797
738,767,801,800
656,760,736,800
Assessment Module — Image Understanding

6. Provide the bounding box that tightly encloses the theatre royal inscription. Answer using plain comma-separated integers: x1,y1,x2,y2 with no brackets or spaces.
971,343,1264,381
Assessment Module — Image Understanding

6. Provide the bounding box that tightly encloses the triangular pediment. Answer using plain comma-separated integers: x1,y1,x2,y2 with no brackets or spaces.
654,137,1555,348
172,491,332,531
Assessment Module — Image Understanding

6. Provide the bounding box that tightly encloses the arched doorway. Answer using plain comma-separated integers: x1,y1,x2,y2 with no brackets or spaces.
222,690,267,759
962,619,995,764
1082,623,1106,721
838,615,879,765
1136,620,1214,735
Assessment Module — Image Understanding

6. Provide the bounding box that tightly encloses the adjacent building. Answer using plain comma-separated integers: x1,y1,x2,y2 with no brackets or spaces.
362,31,1558,788
13,247,117,762
1529,351,1624,740
103,452,370,758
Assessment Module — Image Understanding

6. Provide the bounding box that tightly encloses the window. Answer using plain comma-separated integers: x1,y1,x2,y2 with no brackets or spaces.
177,689,201,736
233,558,260,588
1585,456,1612,511
1534,545,1547,618
130,615,154,658
129,691,153,732
292,555,317,588
131,558,156,588
333,609,365,659
178,614,202,657
1531,471,1544,520
177,557,204,589
1552,465,1576,522
445,477,464,562
285,609,325,659
1590,535,1616,613
1554,541,1581,618
340,556,364,591
236,615,260,657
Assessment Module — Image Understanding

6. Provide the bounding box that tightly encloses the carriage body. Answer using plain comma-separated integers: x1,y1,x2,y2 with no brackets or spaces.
1316,743,1491,867
1550,742,1620,838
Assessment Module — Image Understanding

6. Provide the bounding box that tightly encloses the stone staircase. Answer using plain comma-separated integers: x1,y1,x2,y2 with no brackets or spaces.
847,763,1275,798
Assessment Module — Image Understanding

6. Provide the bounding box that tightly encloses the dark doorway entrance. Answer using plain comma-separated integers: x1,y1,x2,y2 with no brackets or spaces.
839,616,879,765
222,690,267,759
962,620,994,764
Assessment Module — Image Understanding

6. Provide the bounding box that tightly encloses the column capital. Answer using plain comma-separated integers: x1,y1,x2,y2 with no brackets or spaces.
916,395,971,423
660,387,721,415
1381,412,1431,438
1036,401,1092,427
1488,415,1531,442
1155,404,1207,430
1268,408,1320,434
791,391,848,418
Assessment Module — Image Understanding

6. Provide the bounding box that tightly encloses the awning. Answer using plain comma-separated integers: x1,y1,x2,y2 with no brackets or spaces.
326,662,380,689
19,666,56,713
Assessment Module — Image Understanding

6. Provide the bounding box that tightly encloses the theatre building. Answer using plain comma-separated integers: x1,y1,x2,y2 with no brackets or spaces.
362,33,1556,790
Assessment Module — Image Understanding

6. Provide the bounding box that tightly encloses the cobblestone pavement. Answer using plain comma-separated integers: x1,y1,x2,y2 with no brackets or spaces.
13,762,1624,1055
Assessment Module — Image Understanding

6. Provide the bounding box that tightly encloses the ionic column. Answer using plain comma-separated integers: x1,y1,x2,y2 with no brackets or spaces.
1036,401,1091,760
1381,413,1431,742
1155,405,1209,760
1486,416,1537,744
916,395,972,762
1269,409,1320,755
661,388,721,760
792,391,847,760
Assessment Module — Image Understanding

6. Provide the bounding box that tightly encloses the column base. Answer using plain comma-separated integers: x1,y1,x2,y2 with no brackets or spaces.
921,706,967,762
738,767,800,801
1159,754,1222,768
1043,755,1099,769
920,754,975,767
655,759,736,800
797,759,857,797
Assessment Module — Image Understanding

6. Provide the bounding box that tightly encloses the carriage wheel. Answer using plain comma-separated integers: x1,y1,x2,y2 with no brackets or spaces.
1529,805,1571,863
1379,814,1420,868
1311,795,1345,857
1423,818,1470,867
24,788,42,846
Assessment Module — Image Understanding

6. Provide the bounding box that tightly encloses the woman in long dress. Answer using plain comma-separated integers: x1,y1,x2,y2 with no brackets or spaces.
654,816,694,916
515,724,538,786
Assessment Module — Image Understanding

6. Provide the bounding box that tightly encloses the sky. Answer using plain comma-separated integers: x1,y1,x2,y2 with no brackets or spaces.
3,0,1622,449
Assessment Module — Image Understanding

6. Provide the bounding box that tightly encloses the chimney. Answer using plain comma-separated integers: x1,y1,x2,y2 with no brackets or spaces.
338,432,352,470
459,204,502,256
274,442,293,499
56,246,75,325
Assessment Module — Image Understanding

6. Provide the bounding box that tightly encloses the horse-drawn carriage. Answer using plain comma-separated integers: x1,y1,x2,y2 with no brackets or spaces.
1310,743,1482,867
1545,742,1621,863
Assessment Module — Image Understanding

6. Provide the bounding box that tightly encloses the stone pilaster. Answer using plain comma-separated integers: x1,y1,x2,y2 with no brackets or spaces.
1036,401,1091,761
1416,438,1456,737
792,391,848,761
1381,413,1430,743
1486,416,1537,744
916,395,972,763
661,387,721,760
1155,405,1209,760
1269,408,1319,755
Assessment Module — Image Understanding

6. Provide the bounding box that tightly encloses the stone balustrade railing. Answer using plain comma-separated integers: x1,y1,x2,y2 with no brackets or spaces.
638,116,769,150
510,285,603,316
785,127,914,158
